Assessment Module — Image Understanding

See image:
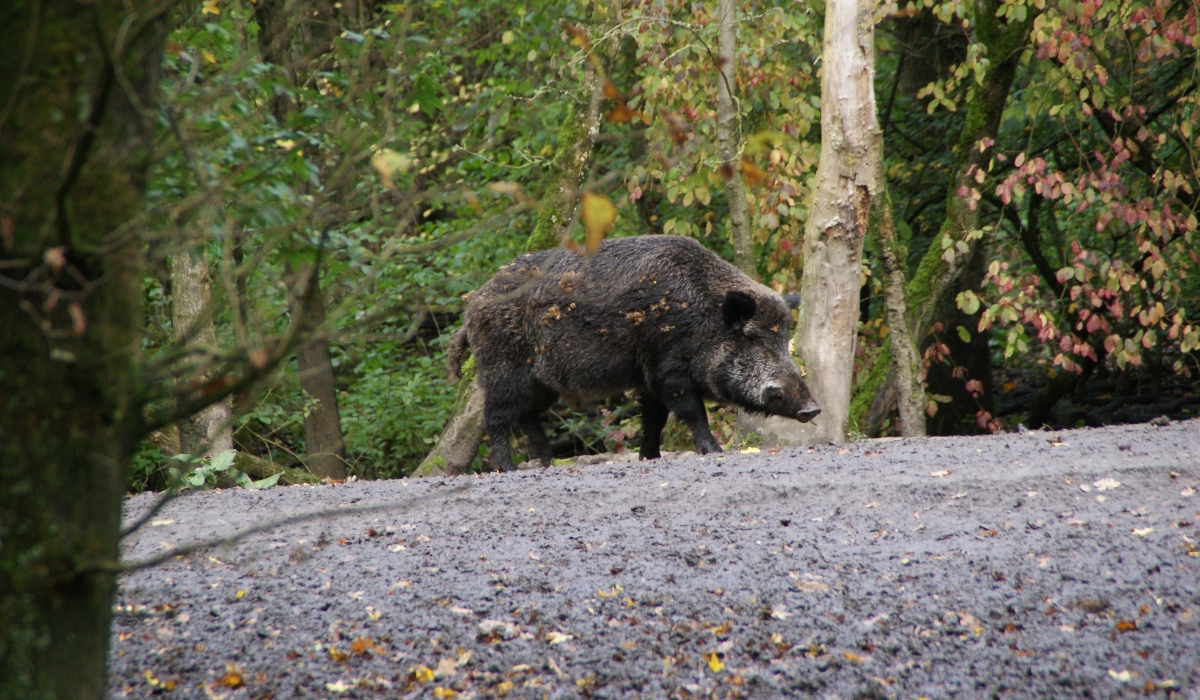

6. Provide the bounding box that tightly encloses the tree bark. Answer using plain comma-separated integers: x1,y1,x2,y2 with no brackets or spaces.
291,273,347,479
873,177,926,437
716,0,755,277
0,2,171,697
419,71,605,476
169,251,235,458
793,0,881,443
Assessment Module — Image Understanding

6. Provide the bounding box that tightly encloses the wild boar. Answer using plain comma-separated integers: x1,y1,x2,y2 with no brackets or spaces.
448,235,819,472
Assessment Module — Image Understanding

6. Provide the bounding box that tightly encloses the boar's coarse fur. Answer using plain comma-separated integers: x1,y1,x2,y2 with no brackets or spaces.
449,235,820,471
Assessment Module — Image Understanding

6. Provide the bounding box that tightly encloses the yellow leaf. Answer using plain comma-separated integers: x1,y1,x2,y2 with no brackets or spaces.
501,30,515,45
704,651,725,673
545,631,573,645
842,650,865,664
201,0,220,15
371,148,412,190
739,158,767,186
580,193,616,253
738,447,760,454
235,589,247,599
201,50,217,64
433,688,456,698
274,139,295,151
413,665,435,682
496,681,514,696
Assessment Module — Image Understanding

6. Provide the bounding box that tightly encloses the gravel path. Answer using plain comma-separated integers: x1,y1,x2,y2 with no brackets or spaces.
110,421,1200,699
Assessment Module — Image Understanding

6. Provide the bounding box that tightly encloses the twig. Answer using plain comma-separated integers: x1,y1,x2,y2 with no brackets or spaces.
89,483,471,575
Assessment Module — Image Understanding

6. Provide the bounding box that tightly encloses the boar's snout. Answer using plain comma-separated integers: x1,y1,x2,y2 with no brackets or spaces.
762,384,820,423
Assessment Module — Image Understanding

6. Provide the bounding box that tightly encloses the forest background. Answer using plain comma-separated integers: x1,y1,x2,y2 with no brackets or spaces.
13,0,1200,486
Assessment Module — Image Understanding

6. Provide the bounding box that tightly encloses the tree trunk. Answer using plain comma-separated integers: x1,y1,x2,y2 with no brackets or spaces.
0,2,171,697
873,176,926,437
419,71,605,476
716,0,755,278
850,1,1034,435
414,360,486,477
169,251,235,458
793,0,881,443
291,273,347,479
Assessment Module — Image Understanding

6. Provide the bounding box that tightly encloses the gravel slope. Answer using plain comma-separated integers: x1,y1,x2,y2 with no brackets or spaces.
110,421,1200,699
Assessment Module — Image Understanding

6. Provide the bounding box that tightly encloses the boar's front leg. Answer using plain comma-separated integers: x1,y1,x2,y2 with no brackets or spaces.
656,377,722,455
638,394,669,460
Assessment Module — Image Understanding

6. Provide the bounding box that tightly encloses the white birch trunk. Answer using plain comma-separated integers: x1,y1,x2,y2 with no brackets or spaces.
792,0,880,443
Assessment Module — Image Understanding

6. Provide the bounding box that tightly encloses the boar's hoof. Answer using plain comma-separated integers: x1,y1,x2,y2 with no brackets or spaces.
796,403,821,423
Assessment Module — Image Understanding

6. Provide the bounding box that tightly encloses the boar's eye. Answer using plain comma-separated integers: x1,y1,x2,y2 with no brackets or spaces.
764,386,785,403
722,291,757,330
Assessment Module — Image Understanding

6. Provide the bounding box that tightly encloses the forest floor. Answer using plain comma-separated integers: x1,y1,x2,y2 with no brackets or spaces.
110,420,1200,699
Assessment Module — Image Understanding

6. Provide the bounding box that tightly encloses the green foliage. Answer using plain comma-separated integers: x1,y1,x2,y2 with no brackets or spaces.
171,450,281,489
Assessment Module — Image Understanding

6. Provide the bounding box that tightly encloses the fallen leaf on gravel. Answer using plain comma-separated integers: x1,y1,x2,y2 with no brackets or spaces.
546,631,573,644
327,646,349,662
393,580,413,588
597,584,623,598
953,492,967,498
1182,487,1195,497
930,470,950,477
1133,528,1154,537
412,665,435,682
149,519,174,527
388,544,405,552
1108,669,1134,682
865,501,880,508
842,650,865,664
739,447,760,454
496,681,514,696
1096,495,1107,502
704,652,725,672
478,620,520,639
1116,620,1137,632
218,664,245,688
235,589,247,599
450,606,472,615
794,580,829,593
1059,624,1075,632
433,687,456,698
435,657,458,677
770,608,794,620
837,448,850,455
1093,478,1121,491
325,680,352,693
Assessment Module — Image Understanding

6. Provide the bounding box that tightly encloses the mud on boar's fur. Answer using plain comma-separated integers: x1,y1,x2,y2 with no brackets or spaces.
448,235,820,472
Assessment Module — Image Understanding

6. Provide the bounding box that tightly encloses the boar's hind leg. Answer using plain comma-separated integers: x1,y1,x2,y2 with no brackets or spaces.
638,394,669,460
656,380,722,455
519,414,553,467
483,411,517,472
484,383,556,472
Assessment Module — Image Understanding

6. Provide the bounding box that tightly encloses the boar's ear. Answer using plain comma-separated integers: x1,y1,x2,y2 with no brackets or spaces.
722,290,757,331
783,292,801,310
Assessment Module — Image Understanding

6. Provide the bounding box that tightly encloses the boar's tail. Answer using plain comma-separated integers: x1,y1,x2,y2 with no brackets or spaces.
447,328,470,381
